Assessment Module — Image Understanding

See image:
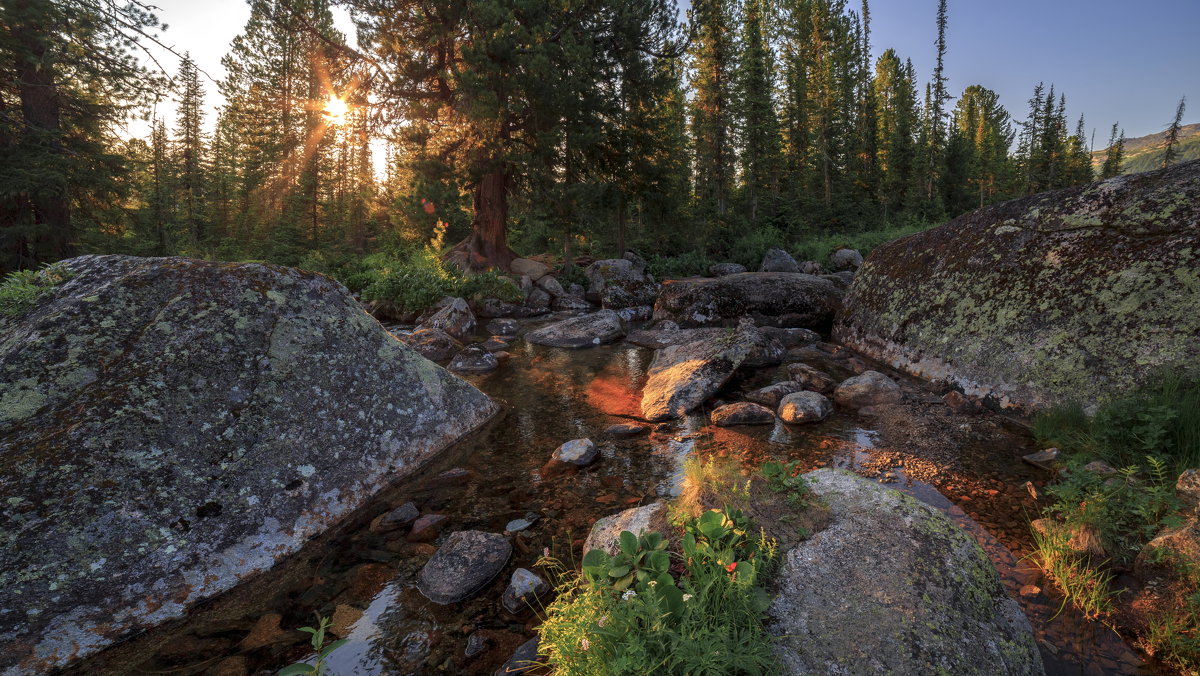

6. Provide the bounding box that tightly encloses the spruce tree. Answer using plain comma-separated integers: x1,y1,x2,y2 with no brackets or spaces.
873,50,919,219
175,53,207,246
689,0,738,224
734,0,784,224
1163,96,1188,168
1101,123,1125,179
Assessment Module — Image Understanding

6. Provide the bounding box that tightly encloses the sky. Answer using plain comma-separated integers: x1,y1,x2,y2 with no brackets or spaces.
132,0,1199,144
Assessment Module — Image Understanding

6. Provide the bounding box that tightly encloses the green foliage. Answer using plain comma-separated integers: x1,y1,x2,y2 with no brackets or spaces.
790,221,934,265
1144,552,1200,673
759,460,813,508
0,263,71,317
1033,373,1200,471
279,615,347,676
538,509,779,675
339,247,521,315
1030,525,1119,620
644,251,718,280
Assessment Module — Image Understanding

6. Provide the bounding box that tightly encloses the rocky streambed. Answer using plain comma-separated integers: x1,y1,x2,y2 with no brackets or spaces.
62,310,1160,676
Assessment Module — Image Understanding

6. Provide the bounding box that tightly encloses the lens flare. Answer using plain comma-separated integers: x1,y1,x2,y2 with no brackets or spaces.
323,94,349,125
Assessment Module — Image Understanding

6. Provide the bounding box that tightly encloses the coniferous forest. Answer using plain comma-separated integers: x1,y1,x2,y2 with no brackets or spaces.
2,0,1114,279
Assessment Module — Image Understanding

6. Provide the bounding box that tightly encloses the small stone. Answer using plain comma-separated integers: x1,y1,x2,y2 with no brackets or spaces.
486,318,520,336
407,514,450,543
1022,448,1060,471
711,402,776,426
416,531,512,605
505,518,534,533
465,631,491,658
543,438,600,477
943,390,983,414
1019,585,1041,597
604,422,650,438
370,502,420,534
786,363,837,393
449,347,499,373
778,391,833,425
496,637,542,674
479,337,511,353
745,382,805,407
501,568,552,614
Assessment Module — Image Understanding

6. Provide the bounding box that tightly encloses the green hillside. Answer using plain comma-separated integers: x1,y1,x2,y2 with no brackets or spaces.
1092,122,1200,174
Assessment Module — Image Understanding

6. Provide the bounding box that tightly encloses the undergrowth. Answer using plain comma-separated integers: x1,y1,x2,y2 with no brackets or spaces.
337,246,520,316
537,507,780,675
0,263,72,317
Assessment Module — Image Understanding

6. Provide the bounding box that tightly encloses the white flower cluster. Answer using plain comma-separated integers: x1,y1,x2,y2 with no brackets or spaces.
622,589,637,601
682,593,693,602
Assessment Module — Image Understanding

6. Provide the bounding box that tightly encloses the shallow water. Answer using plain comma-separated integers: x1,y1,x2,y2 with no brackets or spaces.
66,321,1160,675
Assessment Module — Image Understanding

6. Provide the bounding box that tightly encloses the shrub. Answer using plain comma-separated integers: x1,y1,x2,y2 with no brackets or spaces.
0,263,72,317
537,507,780,675
336,248,521,316
790,222,933,266
644,251,718,280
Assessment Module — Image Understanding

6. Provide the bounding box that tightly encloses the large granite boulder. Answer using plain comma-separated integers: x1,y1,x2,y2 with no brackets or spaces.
760,248,800,273
652,272,843,329
640,323,756,421
583,253,659,309
769,469,1043,675
835,161,1200,411
525,310,625,348
0,255,498,673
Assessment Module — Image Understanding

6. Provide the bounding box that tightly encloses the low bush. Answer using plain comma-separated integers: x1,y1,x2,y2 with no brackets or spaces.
336,247,521,316
644,251,718,280
0,263,72,317
537,507,780,675
789,221,933,266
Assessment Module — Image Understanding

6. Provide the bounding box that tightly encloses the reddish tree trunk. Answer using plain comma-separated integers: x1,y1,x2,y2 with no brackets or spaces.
446,169,518,272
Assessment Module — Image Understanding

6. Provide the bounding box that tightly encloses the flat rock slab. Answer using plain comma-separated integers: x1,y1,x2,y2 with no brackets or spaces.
524,310,624,348
0,255,498,674
640,324,756,421
652,272,843,329
417,531,512,605
769,469,1043,675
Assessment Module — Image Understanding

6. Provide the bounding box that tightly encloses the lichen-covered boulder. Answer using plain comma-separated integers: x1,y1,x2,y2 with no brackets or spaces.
418,297,476,341
0,255,498,673
525,310,625,348
760,247,800,273
769,469,1043,675
835,161,1200,411
416,531,512,605
583,253,659,310
652,272,843,329
640,323,756,421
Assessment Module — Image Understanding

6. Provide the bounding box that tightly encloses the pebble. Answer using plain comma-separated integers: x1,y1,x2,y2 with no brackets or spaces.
407,514,450,543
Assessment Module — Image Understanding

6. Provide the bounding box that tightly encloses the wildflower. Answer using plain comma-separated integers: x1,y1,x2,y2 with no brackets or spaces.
647,580,657,587
543,547,551,558
726,562,738,573
682,593,693,602
598,615,608,627
581,638,590,651
622,590,637,601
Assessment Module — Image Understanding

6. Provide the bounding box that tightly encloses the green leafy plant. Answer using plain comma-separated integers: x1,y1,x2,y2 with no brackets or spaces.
0,263,71,317
760,460,813,508
338,247,521,315
1030,525,1119,620
279,615,347,676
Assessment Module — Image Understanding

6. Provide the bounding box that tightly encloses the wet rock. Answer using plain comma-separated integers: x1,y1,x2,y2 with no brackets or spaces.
536,275,565,297
239,612,287,651
584,502,671,556
330,604,363,637
552,294,591,312
833,370,902,409
711,402,776,426
778,391,833,425
615,305,653,322
785,362,837,393
1022,448,1060,471
760,247,800,273
501,568,552,614
417,531,512,605
370,502,420,534
834,162,1200,412
745,382,805,408
407,514,450,543
830,247,864,270
474,298,545,319
1178,469,1200,517
604,422,651,438
820,270,856,292
543,438,600,476
0,255,498,673
652,272,842,329
640,323,756,421
625,326,724,349
426,467,473,488
449,347,499,373
505,513,539,533
496,637,542,674
479,336,511,352
212,657,249,676
401,327,463,362
758,326,821,347
465,631,491,658
510,258,550,281
743,329,787,368
944,389,984,414
525,310,625,348
769,469,1043,676
584,254,659,309
419,297,476,341
487,318,520,336
709,262,747,277
525,287,551,312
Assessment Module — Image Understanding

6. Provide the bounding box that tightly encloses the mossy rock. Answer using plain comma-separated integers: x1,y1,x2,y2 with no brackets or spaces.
835,160,1200,411
0,255,497,673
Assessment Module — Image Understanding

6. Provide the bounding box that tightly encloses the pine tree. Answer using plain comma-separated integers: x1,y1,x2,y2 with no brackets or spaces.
1100,123,1125,179
689,0,739,224
924,0,950,203
873,50,919,218
175,53,207,246
1163,96,1188,168
734,0,783,224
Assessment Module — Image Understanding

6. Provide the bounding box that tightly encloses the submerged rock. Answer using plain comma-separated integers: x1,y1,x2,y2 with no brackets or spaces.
711,402,776,426
496,637,542,674
745,382,805,408
833,370,902,409
501,568,552,614
769,469,1043,675
785,362,837,393
542,438,600,476
525,310,625,348
0,255,498,673
416,531,512,605
603,422,651,438
402,327,463,362
640,323,756,421
652,272,843,329
834,161,1200,411
449,347,500,373
486,318,520,336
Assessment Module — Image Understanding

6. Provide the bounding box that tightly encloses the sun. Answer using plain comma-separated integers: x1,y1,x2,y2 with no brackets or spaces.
323,94,349,125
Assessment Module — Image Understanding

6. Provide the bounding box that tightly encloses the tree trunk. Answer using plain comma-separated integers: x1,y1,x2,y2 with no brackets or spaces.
445,168,517,272
11,0,71,264
616,191,626,257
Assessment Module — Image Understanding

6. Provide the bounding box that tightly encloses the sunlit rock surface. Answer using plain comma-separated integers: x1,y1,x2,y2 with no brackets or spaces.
770,469,1043,675
0,255,497,674
835,160,1200,411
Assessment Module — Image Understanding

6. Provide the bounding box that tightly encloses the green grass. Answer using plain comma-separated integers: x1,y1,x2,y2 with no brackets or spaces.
537,507,780,675
789,221,934,267
1030,525,1120,621
0,263,72,317
336,247,521,315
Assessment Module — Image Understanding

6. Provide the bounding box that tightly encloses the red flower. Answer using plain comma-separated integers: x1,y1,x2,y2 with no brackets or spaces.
726,562,738,573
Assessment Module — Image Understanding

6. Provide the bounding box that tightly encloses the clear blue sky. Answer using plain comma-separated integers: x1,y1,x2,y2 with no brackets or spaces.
140,0,1198,143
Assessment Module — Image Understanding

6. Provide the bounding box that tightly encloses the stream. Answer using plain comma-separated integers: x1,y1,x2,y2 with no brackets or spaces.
67,313,1161,676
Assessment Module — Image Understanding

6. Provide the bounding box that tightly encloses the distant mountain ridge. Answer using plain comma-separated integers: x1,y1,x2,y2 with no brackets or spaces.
1092,122,1200,174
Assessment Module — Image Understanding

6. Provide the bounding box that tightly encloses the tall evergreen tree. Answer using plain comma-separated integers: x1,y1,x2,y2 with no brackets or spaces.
175,53,206,245
946,85,1013,211
1163,96,1188,168
1101,123,1125,179
923,0,950,203
689,0,739,225
872,50,919,218
734,0,783,224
